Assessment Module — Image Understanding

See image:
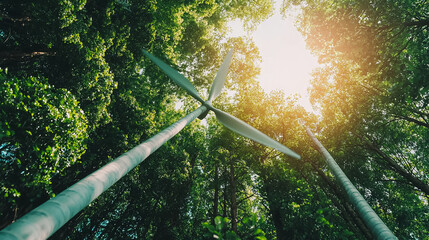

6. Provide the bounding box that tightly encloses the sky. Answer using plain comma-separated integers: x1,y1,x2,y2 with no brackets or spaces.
228,3,319,111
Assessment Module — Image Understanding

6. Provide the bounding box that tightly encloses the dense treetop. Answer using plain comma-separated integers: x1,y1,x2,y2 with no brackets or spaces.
1,0,427,239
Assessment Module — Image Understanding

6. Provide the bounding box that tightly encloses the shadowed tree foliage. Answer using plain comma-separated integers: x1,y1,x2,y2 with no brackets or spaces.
1,0,427,239
0,0,277,238
282,0,428,239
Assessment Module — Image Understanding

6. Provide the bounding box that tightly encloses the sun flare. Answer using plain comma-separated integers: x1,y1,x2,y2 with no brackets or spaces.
228,6,319,112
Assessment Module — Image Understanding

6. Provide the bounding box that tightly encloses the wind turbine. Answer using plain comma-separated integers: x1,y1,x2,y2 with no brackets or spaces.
142,49,300,160
0,49,299,239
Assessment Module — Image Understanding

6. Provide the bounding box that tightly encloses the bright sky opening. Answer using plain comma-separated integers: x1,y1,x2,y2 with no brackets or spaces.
228,3,319,112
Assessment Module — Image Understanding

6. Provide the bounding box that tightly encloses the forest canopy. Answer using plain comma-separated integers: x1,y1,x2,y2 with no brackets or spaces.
0,0,427,239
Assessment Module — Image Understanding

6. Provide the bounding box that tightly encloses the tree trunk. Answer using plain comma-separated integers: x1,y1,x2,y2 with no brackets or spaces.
229,159,237,233
269,203,288,240
0,50,56,63
212,162,219,223
0,14,32,23
223,165,228,218
259,168,289,240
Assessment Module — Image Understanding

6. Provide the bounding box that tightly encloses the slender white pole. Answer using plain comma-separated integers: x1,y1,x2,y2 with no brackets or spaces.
0,106,207,240
304,126,397,240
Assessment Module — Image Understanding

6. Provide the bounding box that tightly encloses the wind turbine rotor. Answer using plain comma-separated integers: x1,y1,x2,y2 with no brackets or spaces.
143,49,300,160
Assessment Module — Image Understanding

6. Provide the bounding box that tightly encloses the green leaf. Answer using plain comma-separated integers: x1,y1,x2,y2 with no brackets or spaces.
225,231,239,240
214,216,223,226
254,228,264,236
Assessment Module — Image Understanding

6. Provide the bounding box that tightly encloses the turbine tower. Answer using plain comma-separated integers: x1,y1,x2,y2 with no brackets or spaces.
0,49,299,239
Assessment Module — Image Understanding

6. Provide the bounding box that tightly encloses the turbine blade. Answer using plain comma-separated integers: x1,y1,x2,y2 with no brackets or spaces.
212,108,301,159
143,50,205,103
208,49,234,102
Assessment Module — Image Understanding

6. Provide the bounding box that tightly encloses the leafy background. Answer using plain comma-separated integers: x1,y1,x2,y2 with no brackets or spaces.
0,0,427,239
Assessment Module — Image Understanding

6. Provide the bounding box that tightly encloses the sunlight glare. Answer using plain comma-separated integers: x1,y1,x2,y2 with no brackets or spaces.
228,3,319,112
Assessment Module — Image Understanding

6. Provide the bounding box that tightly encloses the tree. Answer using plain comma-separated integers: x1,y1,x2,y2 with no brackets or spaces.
0,71,88,229
1,0,276,237
282,0,428,238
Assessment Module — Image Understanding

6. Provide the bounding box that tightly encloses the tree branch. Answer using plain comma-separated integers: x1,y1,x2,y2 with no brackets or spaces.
404,19,429,28
394,115,429,129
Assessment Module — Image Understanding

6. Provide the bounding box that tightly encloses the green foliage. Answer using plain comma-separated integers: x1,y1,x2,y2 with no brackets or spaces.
0,0,278,236
202,215,267,240
1,0,426,239
202,216,236,239
0,69,88,223
283,0,429,239
238,214,268,240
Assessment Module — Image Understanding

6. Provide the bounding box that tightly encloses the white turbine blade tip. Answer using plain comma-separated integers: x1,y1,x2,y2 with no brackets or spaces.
208,49,234,102
213,108,300,159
